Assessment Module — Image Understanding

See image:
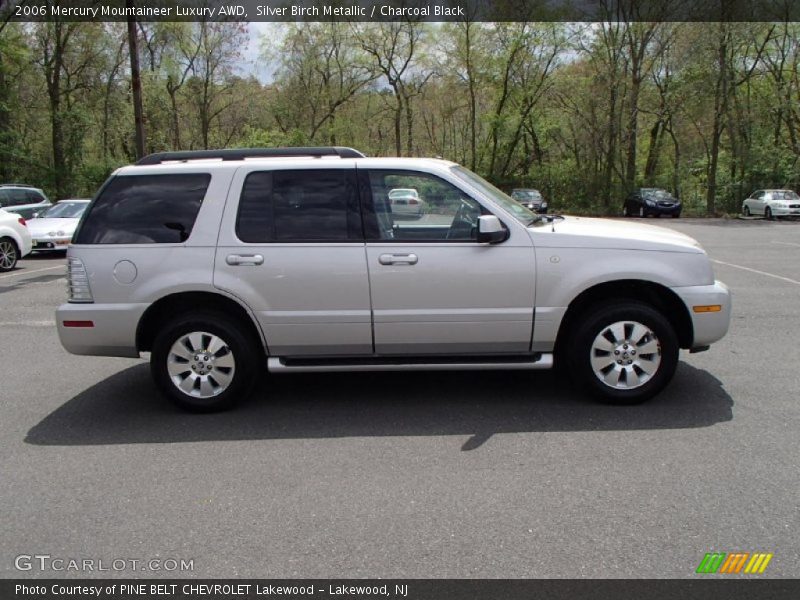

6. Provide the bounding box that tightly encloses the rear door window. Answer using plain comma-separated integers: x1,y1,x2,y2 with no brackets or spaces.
75,174,210,244
236,169,361,243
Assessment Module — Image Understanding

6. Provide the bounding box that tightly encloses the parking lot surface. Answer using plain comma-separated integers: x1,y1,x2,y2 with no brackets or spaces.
1,218,798,578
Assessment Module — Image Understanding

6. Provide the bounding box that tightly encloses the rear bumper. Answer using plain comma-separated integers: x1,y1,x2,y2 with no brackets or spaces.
671,280,731,348
56,302,148,358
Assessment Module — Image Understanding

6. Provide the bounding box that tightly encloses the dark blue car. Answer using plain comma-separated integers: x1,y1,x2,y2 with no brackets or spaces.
623,188,682,218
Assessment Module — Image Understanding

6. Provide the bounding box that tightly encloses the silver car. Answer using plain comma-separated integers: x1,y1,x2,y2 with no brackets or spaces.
742,189,800,219
56,147,731,412
0,184,52,220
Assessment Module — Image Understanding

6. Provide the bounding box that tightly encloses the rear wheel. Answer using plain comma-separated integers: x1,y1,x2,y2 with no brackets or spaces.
151,311,261,412
0,238,19,272
568,301,679,404
623,205,631,217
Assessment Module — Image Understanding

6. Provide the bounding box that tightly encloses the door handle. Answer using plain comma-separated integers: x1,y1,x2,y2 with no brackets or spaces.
379,253,418,265
226,254,264,266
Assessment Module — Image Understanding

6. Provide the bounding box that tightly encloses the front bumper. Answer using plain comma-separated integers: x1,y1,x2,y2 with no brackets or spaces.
771,207,800,217
672,280,731,348
56,302,149,358
32,237,70,250
649,204,682,216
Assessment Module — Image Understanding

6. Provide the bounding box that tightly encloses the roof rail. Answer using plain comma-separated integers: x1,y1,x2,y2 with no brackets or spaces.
0,183,36,188
135,147,365,165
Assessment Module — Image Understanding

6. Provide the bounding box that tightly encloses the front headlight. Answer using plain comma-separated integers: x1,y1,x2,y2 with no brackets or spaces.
645,199,655,206
541,202,548,208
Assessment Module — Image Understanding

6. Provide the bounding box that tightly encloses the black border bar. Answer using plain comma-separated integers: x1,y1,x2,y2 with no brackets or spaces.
4,579,800,600
3,0,800,23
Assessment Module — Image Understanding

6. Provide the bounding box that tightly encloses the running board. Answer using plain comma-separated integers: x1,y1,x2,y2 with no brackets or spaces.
267,353,553,373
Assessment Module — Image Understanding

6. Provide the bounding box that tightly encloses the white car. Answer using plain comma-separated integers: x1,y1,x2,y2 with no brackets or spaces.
0,208,33,271
27,199,90,252
742,189,800,219
388,187,424,218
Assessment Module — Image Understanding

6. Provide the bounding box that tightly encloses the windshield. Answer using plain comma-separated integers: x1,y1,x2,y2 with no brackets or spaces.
41,201,88,218
643,189,674,200
451,166,535,224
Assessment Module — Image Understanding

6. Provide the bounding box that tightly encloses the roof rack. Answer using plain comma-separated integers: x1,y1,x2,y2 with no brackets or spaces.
135,147,365,165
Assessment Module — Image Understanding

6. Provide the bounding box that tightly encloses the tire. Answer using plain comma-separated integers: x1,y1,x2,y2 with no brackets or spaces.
0,237,19,272
151,311,261,412
765,206,773,220
568,301,679,404
623,205,630,217
743,206,751,217
638,206,645,218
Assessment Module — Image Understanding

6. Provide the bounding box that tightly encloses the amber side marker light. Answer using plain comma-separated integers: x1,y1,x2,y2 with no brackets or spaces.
63,320,94,328
693,305,722,313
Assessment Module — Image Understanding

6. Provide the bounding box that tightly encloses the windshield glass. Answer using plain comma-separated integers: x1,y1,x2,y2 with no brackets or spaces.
643,189,674,200
513,190,541,200
451,166,535,224
41,201,88,218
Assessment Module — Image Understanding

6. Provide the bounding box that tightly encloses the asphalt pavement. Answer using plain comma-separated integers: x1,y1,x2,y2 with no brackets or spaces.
1,218,798,578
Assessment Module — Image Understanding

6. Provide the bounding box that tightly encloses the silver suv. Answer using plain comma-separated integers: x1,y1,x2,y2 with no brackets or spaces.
0,184,51,220
57,147,731,411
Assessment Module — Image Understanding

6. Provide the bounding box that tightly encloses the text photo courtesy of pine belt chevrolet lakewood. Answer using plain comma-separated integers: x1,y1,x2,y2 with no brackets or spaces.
56,147,731,412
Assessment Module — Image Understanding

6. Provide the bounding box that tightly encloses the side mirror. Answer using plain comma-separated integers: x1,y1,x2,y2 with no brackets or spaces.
477,215,508,244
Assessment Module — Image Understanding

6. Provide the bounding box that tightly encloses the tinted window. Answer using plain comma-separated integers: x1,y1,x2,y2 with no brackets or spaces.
236,169,360,243
26,190,45,203
75,174,210,244
0,188,37,206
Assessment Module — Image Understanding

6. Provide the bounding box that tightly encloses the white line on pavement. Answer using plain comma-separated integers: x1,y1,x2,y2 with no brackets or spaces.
0,320,55,327
772,241,800,248
711,259,800,286
0,265,65,280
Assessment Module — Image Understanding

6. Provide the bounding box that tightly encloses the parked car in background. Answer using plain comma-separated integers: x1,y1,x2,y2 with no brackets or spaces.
511,189,548,213
0,208,32,271
742,189,800,219
623,188,682,218
27,199,91,252
388,188,424,218
0,184,51,220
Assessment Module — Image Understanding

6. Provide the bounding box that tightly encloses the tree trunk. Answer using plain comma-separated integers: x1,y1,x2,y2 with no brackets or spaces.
127,4,146,159
707,24,728,216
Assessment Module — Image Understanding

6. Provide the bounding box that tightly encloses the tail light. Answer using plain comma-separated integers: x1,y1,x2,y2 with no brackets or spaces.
409,199,419,205
67,257,94,303
18,217,26,227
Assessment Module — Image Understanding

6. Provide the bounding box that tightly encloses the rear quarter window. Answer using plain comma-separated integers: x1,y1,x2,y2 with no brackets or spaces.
75,174,210,244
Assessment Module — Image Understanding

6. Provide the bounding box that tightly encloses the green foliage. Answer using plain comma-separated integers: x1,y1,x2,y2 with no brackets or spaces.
0,21,797,213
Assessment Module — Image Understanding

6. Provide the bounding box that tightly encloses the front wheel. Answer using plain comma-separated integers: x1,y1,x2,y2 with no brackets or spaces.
151,311,261,412
765,206,773,220
568,301,679,404
743,205,751,217
638,206,646,218
0,238,19,272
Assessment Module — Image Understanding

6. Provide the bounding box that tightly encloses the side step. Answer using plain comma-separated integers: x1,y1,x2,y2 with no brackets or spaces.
267,353,554,373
